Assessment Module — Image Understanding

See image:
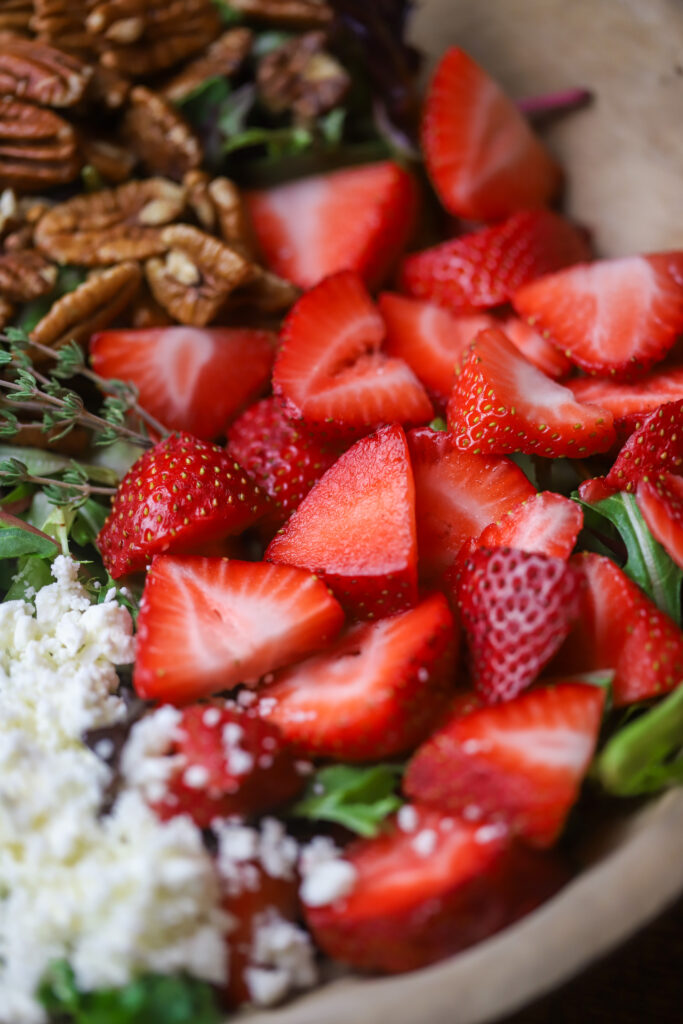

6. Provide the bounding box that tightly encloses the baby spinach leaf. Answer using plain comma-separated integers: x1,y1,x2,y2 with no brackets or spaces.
0,526,57,559
291,763,403,837
3,553,53,601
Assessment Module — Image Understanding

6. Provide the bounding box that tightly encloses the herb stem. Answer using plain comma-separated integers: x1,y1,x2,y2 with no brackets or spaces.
0,468,116,496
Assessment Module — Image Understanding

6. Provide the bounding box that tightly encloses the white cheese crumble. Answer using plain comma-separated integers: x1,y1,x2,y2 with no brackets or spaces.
121,704,184,804
299,837,357,908
216,818,299,897
244,909,317,1007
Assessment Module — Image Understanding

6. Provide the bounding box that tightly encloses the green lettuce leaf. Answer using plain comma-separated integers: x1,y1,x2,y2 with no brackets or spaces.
596,685,683,795
291,763,403,837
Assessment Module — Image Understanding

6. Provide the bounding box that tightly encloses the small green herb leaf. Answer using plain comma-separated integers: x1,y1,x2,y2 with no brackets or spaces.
291,763,403,837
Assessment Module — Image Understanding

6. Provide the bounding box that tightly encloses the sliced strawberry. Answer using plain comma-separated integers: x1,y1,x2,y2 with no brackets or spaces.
90,327,274,441
476,492,583,561
266,424,418,619
151,704,304,827
97,433,269,578
259,594,457,761
404,683,605,847
246,161,418,290
501,315,572,381
605,400,683,492
421,47,561,221
553,552,683,706
569,366,683,434
457,546,583,703
637,473,683,570
226,397,343,530
513,253,683,379
407,426,535,582
399,211,589,314
447,327,616,457
379,292,496,408
305,805,566,973
133,555,345,703
272,271,433,436
577,477,618,504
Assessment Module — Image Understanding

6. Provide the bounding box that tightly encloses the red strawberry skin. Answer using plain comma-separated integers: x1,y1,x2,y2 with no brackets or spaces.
605,400,683,492
98,433,269,578
577,477,618,504
266,424,418,620
637,473,683,571
151,703,304,827
476,492,583,561
569,366,683,432
513,253,683,379
305,805,567,974
273,271,433,436
133,555,345,703
400,211,590,314
259,593,457,761
422,47,561,221
447,327,616,458
90,327,275,441
404,683,605,847
407,426,535,582
457,546,583,704
246,161,419,290
501,315,572,381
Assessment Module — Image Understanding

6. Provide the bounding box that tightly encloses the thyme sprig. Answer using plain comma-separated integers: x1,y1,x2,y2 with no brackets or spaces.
0,456,117,508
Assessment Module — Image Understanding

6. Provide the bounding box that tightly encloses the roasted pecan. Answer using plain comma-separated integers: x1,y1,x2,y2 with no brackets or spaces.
0,97,81,191
162,27,253,103
226,265,300,314
80,137,137,184
0,249,56,301
257,30,349,119
0,36,92,107
85,64,131,110
34,178,186,265
30,261,142,353
31,0,95,57
0,187,19,238
0,295,14,327
207,176,257,258
0,1,33,37
145,224,252,326
125,283,174,328
122,87,201,182
182,170,215,232
227,0,332,27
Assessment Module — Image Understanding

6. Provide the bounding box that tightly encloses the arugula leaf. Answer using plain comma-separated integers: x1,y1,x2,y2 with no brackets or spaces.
596,685,683,795
291,763,403,837
4,553,53,601
574,491,683,621
223,124,313,157
38,961,222,1024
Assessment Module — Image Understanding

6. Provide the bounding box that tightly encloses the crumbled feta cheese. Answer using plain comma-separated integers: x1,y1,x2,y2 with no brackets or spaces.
121,705,184,805
222,720,254,776
244,909,317,1007
299,837,357,908
216,818,299,897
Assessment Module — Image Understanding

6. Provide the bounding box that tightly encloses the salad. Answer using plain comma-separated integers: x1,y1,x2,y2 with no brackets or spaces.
2,1,683,1022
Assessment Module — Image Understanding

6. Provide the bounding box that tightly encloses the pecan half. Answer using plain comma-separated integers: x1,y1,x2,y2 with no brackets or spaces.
227,0,332,27
0,97,81,191
0,36,92,107
85,64,131,110
162,27,253,103
207,176,257,258
79,137,137,184
125,283,174,328
34,178,186,265
122,87,201,182
145,224,252,326
226,265,300,314
0,249,56,301
31,0,94,57
257,30,349,119
0,1,33,37
0,187,19,238
182,169,215,232
30,261,142,353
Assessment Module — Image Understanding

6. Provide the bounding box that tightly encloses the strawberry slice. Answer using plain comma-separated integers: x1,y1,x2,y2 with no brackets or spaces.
266,424,418,619
501,315,572,380
421,47,561,221
399,211,589,314
273,271,433,436
150,704,304,827
637,473,683,570
456,546,583,703
90,327,274,441
447,327,616,457
133,555,345,702
258,593,457,761
605,400,683,492
379,292,496,408
553,552,683,706
577,477,618,504
513,253,683,379
407,426,535,582
404,683,605,847
97,433,269,578
569,366,683,434
304,805,566,973
226,397,343,530
246,161,418,290
476,492,583,561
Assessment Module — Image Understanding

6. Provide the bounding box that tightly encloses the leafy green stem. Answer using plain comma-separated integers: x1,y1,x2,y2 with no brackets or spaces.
597,686,683,795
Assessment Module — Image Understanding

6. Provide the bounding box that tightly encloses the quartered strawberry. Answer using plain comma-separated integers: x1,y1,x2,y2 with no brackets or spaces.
266,424,418,620
399,211,589,314
407,426,535,582
226,397,343,530
605,400,683,492
500,315,572,380
304,805,566,974
246,161,418,290
90,327,275,441
513,252,683,379
476,492,583,561
447,327,616,457
404,683,605,847
97,433,269,578
456,546,584,703
258,593,457,761
151,704,304,827
552,552,683,706
421,47,561,221
379,292,496,408
273,271,433,436
569,365,683,436
637,473,683,570
134,555,345,703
